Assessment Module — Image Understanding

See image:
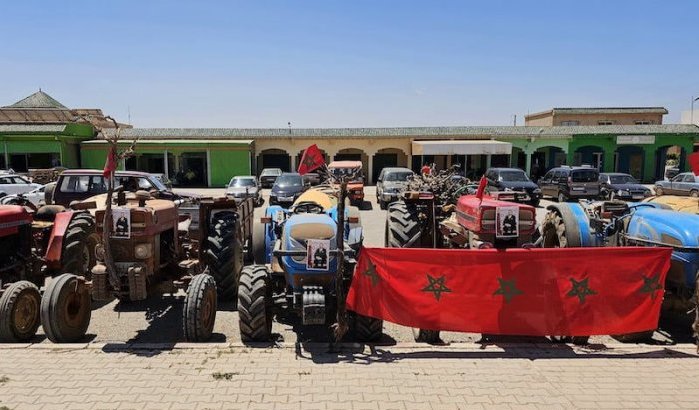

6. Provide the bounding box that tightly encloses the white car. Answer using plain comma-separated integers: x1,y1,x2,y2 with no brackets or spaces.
0,175,42,198
0,185,46,207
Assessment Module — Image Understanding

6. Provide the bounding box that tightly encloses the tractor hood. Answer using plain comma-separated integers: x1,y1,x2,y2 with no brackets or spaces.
0,205,32,236
456,195,536,235
627,207,699,247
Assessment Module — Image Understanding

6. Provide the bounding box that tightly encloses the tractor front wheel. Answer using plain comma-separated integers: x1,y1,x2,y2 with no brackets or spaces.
354,314,383,342
205,211,243,301
238,265,272,343
41,274,91,343
0,281,41,342
183,274,217,342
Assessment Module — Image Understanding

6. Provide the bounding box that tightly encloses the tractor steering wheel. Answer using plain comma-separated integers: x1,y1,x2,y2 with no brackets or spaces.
293,201,325,214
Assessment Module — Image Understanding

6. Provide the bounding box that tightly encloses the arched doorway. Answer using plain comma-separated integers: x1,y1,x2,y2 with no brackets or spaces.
257,149,291,174
615,146,645,181
573,145,604,171
372,148,408,184
531,146,566,179
655,145,686,180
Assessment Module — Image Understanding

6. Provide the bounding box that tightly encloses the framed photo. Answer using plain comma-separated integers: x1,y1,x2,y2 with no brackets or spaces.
112,207,131,239
496,206,519,238
306,239,330,271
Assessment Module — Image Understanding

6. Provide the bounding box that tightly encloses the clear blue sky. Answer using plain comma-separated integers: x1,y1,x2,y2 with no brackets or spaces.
1,0,697,127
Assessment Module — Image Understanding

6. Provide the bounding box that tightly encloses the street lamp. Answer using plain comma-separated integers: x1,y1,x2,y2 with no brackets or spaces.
692,96,699,125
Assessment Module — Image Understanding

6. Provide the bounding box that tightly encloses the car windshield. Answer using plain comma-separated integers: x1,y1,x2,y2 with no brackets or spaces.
230,178,256,187
385,171,413,182
571,170,599,182
261,169,282,176
274,175,302,187
609,175,637,184
148,177,168,191
500,170,529,182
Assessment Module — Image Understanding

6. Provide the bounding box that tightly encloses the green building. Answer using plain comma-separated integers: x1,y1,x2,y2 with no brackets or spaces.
0,123,94,170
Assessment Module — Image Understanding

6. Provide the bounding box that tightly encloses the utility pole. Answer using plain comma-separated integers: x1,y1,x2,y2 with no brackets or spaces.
513,114,517,126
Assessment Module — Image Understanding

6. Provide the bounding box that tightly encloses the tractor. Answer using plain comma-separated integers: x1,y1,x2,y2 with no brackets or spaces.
0,197,95,342
541,199,699,341
40,190,253,343
239,184,381,342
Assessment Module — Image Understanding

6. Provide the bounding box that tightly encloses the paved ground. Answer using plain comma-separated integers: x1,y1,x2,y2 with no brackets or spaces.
0,342,698,409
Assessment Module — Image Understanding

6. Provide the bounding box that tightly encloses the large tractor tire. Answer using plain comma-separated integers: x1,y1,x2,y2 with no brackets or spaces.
386,201,434,342
0,281,41,342
62,212,98,279
41,274,91,343
355,314,383,343
238,265,272,343
205,211,243,301
541,204,582,248
183,273,217,342
385,202,424,248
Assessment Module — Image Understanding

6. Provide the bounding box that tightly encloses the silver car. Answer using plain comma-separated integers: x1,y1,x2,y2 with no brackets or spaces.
0,174,42,198
654,172,699,197
226,175,263,206
376,167,414,210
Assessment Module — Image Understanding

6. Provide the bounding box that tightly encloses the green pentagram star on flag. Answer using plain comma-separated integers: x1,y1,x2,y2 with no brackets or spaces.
567,277,597,304
421,274,451,301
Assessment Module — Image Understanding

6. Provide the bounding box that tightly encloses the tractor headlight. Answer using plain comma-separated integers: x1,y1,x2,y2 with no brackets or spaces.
134,243,152,259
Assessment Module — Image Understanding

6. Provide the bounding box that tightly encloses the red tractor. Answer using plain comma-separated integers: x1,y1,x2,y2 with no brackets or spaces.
0,200,95,342
385,183,539,343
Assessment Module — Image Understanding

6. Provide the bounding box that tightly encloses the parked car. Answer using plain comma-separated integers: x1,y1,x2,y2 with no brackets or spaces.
51,170,173,207
259,168,283,188
152,173,173,189
302,172,321,186
0,174,42,198
269,173,307,207
599,173,651,200
538,166,600,202
0,185,46,207
654,172,699,197
376,167,414,209
484,167,541,206
226,175,263,206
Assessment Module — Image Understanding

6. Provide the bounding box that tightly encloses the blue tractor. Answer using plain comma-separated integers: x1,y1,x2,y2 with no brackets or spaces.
541,200,699,340
238,186,382,342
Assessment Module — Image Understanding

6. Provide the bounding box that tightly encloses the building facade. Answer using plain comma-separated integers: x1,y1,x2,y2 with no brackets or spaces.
525,107,667,126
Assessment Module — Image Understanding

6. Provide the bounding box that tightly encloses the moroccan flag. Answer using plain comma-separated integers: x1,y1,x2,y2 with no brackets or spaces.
689,152,699,176
347,246,671,336
298,144,325,175
475,175,487,199
103,145,117,178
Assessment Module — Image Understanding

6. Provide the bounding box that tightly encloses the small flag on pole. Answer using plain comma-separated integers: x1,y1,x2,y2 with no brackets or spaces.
103,145,117,178
298,144,325,175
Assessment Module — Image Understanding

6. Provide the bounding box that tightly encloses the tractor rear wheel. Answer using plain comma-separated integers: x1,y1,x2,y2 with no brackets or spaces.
238,265,272,342
541,205,582,248
205,211,243,301
354,314,383,342
0,281,41,342
183,273,217,342
62,212,97,279
412,328,440,344
41,274,91,343
386,201,434,341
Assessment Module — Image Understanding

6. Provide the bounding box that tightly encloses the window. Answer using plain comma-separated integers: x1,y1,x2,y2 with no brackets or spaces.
683,174,696,182
560,121,580,126
635,121,651,125
598,120,613,125
571,170,599,182
11,176,30,184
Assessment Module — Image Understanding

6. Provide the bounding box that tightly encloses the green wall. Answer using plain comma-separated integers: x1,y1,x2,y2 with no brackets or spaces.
209,149,250,187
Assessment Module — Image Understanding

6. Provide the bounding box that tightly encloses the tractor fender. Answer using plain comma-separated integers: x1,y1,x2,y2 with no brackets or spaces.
263,206,285,264
545,202,594,247
45,210,75,270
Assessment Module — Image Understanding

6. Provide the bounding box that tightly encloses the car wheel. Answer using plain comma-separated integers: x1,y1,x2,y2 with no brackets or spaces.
557,192,566,203
691,190,698,198
655,187,663,196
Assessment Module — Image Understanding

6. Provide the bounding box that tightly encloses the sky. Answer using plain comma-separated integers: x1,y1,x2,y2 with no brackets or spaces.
1,0,697,128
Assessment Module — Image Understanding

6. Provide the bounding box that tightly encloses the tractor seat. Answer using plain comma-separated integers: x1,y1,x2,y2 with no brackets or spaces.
34,205,66,222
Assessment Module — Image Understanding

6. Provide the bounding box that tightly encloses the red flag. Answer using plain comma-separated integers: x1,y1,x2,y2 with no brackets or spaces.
347,246,671,336
475,175,487,199
689,152,699,176
103,145,117,178
298,144,325,175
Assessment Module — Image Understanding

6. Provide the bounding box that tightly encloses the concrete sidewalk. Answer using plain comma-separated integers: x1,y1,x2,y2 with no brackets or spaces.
0,342,697,409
